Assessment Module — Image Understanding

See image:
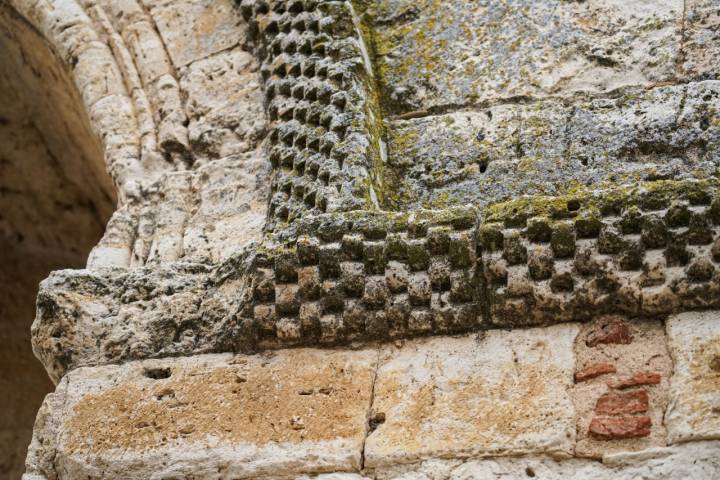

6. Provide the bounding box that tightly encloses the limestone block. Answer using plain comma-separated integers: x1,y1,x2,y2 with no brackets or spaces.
386,82,720,210
364,324,580,467
374,442,720,480
142,0,244,67
370,0,682,113
32,264,248,383
26,351,377,479
666,311,720,443
179,48,267,161
121,18,173,85
87,94,142,181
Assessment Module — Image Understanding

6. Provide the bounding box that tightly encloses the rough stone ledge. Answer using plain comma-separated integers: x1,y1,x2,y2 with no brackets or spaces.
33,179,720,380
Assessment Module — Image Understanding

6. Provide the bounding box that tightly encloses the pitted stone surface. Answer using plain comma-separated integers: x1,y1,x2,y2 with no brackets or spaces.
682,0,720,81
385,82,720,211
364,324,579,467
179,47,267,162
666,310,720,443
142,0,246,68
366,0,684,114
24,350,377,479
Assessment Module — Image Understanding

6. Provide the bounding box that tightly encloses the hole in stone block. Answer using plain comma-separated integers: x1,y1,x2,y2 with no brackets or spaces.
144,367,172,380
368,411,386,432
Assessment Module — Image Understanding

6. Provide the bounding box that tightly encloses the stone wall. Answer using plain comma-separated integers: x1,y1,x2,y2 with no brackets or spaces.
2,0,720,479
22,313,720,479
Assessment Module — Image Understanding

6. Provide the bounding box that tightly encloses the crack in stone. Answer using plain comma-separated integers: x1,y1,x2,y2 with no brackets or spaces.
360,345,383,472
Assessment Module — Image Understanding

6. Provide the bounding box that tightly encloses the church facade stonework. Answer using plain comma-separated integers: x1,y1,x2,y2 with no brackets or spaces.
2,0,720,478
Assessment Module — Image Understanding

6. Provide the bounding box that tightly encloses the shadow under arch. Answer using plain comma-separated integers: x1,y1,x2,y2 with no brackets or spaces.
0,4,115,477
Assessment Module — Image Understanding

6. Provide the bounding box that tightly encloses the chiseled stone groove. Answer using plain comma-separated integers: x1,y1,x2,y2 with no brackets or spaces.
240,0,382,229
32,179,720,381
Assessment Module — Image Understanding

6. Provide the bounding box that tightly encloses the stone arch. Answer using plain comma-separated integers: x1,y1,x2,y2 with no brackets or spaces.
3,1,272,474
0,3,116,477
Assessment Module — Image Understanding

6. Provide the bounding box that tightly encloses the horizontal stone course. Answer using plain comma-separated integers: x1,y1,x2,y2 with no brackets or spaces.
23,320,720,479
32,181,720,379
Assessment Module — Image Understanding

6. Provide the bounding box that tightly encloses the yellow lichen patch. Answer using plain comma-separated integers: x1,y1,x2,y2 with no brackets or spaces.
64,350,376,453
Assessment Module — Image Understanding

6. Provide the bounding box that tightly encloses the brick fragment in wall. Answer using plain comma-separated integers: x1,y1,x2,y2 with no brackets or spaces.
586,318,633,347
575,363,617,383
589,416,652,440
607,372,662,390
571,319,671,458
595,390,649,416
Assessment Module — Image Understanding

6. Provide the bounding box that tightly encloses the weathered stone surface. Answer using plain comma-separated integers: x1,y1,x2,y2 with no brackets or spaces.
179,47,267,162
607,371,662,390
367,0,682,113
365,325,580,467
31,263,250,383
24,350,377,479
88,152,270,268
7,1,720,478
372,442,720,480
571,318,672,458
384,82,720,210
666,310,720,443
142,0,244,68
682,0,720,80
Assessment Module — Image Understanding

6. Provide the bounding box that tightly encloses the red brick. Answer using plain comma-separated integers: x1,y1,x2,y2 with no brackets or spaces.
589,416,651,440
595,390,649,415
607,371,661,390
586,319,633,347
575,362,616,382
